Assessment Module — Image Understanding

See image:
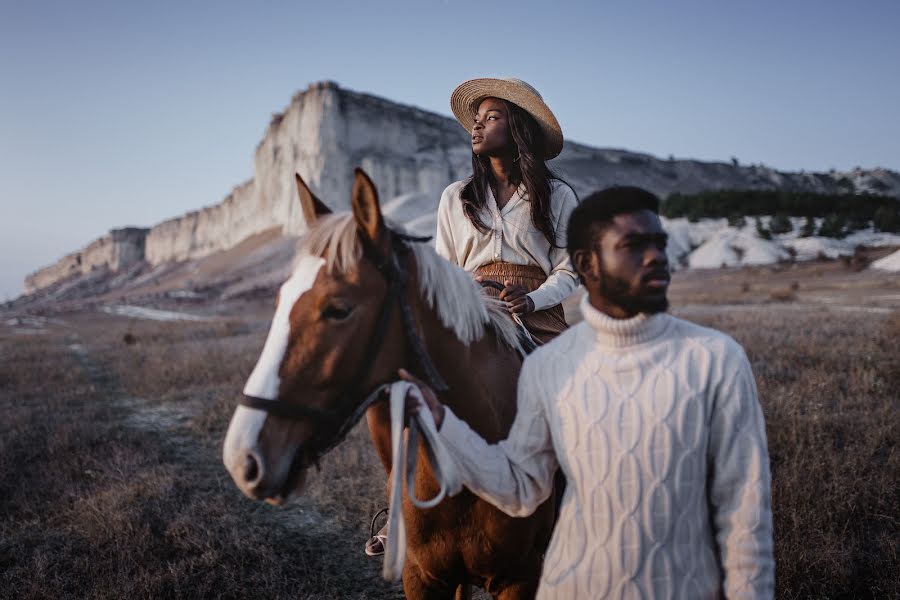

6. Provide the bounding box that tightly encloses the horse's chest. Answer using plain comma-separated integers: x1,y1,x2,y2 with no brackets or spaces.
405,496,544,580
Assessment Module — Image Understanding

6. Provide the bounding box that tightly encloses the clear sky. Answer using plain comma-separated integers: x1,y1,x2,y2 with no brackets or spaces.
2,0,898,300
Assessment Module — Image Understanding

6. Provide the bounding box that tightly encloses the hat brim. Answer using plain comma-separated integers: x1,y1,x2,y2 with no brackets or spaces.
450,78,564,160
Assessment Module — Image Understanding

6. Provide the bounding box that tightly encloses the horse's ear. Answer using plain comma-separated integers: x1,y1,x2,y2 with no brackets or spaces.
351,168,388,251
295,173,331,224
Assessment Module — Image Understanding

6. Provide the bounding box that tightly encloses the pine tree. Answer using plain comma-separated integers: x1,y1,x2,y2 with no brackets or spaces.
801,216,816,237
818,214,848,239
728,214,747,228
770,213,793,235
873,206,900,233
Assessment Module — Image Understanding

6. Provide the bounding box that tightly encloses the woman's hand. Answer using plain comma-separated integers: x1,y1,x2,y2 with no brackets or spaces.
499,280,535,314
399,368,445,429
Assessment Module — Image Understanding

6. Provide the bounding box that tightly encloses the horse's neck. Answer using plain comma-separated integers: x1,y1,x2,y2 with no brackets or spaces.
412,292,523,443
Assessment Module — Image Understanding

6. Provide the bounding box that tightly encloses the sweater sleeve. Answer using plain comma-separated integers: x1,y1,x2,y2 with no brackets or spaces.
707,344,775,599
439,354,558,517
435,184,458,265
526,183,580,311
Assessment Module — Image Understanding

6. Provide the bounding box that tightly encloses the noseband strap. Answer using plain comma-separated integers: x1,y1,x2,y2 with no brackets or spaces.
238,395,338,425
238,229,448,463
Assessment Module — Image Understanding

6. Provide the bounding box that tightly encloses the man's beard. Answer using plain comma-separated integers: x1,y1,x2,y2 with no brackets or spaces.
599,271,669,315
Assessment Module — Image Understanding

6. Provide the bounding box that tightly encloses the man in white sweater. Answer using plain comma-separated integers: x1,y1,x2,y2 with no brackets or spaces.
404,186,774,598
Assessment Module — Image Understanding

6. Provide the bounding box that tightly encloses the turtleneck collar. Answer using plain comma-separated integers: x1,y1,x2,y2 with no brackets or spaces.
580,294,670,348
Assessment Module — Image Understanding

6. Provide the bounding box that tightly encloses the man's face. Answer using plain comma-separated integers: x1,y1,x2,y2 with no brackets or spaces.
573,210,670,318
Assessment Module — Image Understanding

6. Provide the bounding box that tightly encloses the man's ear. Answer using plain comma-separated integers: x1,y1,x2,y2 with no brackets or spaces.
572,248,598,284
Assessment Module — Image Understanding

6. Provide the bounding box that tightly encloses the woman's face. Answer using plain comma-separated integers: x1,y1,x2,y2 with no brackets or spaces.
471,97,513,157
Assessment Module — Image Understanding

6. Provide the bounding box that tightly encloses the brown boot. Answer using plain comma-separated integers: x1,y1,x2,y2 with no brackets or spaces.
364,508,389,557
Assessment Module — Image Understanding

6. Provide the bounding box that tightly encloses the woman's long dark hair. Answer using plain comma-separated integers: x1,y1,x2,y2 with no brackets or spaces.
460,100,570,248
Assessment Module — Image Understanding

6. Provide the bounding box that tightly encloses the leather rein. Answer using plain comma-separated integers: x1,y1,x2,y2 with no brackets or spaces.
238,229,450,465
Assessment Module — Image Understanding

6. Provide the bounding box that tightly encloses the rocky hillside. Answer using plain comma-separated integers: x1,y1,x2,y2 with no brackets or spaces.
24,228,149,294
23,80,900,295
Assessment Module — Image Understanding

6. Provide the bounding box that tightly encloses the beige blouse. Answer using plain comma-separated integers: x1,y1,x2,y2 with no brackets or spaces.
435,179,579,311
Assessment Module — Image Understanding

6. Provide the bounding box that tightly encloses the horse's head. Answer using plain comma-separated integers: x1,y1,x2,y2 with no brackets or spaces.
223,169,407,504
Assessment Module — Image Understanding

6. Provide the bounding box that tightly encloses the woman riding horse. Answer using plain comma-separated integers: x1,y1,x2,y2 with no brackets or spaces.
439,77,579,344
366,77,579,556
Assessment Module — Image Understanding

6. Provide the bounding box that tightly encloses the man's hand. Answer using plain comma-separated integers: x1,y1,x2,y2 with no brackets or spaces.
499,280,535,314
398,368,445,429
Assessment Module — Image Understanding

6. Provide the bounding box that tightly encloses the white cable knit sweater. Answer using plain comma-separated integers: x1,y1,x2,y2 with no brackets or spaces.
440,296,774,599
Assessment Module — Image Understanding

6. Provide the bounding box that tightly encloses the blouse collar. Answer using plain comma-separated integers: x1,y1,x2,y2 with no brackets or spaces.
485,182,528,217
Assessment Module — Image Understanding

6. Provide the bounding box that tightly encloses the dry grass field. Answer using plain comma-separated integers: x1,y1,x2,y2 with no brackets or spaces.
1,261,898,599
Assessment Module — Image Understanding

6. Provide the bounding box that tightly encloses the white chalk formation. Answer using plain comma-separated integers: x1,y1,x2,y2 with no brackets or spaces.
24,228,148,294
664,217,900,271
872,248,900,272
23,81,900,295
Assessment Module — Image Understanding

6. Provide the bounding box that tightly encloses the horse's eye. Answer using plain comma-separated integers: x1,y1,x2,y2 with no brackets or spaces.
322,305,353,321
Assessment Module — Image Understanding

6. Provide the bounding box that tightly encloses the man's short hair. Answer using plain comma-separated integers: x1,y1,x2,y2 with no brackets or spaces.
566,186,661,255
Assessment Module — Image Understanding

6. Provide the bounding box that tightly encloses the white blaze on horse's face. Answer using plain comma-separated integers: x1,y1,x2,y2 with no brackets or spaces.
243,254,326,400
222,254,325,497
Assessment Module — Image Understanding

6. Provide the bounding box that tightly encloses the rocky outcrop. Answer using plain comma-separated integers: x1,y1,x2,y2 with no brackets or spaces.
144,179,259,264
23,80,900,295
128,80,900,268
25,228,149,294
553,146,900,200
142,81,473,266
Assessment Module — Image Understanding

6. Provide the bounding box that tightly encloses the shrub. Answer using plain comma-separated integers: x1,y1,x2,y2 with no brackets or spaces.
768,287,797,302
756,217,772,240
818,213,848,239
874,205,900,233
847,213,870,232
800,216,817,237
769,213,793,235
687,206,703,223
728,213,747,228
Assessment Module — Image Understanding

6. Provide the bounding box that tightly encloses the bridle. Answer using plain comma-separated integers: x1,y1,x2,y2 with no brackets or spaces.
238,228,449,465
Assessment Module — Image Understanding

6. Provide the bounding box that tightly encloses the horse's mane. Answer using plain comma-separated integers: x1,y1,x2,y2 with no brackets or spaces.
297,213,523,353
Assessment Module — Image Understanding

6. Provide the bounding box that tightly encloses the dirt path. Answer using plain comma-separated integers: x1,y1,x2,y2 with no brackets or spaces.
51,321,406,599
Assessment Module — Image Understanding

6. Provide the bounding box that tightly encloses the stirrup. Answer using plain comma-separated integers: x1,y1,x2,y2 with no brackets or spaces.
364,507,389,557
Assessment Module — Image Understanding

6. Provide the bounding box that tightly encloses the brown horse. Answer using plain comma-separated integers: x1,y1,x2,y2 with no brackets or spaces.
223,169,555,599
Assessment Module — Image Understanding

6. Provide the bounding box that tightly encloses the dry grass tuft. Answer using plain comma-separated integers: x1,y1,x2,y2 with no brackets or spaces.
767,287,798,302
688,309,899,598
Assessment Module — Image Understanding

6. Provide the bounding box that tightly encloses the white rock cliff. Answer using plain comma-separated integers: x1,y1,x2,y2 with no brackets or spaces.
24,228,149,294
24,81,900,294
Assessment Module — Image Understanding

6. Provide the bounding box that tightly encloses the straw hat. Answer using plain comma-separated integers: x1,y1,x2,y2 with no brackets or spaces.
450,77,564,159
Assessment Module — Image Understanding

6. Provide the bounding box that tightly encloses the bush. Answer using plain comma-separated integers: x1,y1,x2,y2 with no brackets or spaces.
818,213,848,239
728,214,747,228
768,287,797,302
874,205,900,232
687,206,703,223
800,216,817,237
769,213,793,235
847,213,870,232
756,217,772,240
